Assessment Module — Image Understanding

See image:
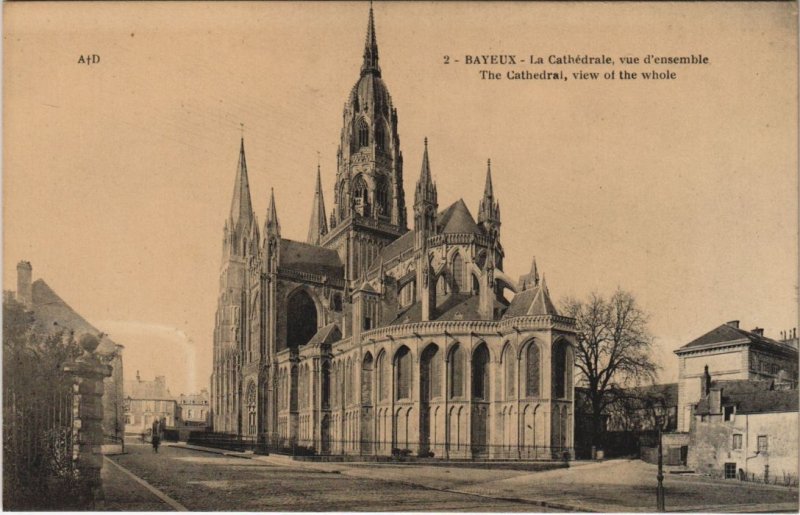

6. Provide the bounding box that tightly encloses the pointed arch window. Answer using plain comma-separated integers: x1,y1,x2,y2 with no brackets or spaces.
357,118,370,148
552,341,570,400
352,175,369,217
471,344,490,400
449,344,465,398
377,351,389,401
525,342,540,398
395,346,411,400
452,254,464,293
503,345,516,400
376,177,390,217
375,121,386,151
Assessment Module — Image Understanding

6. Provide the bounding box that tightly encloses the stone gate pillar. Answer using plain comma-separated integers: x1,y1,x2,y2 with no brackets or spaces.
63,333,112,509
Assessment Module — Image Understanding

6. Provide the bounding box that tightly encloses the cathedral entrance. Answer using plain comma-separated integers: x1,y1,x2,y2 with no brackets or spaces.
471,343,490,458
285,289,317,350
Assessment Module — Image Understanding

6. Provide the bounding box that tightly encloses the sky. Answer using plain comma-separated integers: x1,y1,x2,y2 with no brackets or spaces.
4,2,797,395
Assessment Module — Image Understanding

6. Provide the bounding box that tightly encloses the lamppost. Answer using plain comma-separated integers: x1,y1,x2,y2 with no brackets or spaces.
656,412,665,512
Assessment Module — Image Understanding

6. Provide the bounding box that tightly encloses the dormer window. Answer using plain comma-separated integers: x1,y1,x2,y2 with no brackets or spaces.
723,405,734,421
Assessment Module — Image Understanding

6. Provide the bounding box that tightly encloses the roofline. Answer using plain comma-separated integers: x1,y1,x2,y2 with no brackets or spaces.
674,338,750,355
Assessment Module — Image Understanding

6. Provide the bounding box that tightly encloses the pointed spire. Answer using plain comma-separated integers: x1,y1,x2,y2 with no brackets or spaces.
415,137,436,205
484,159,494,199
229,138,254,227
478,158,500,228
520,256,541,291
265,188,280,236
307,165,329,245
360,0,381,77
531,256,540,287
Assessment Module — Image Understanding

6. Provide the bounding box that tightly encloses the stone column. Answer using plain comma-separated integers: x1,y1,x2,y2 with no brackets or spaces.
63,334,112,509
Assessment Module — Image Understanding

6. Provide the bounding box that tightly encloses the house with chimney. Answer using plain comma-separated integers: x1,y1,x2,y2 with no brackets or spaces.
123,372,179,435
674,320,798,433
8,261,126,445
689,366,798,481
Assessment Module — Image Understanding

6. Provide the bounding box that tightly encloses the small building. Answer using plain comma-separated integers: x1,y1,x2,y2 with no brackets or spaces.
10,261,126,445
124,372,179,435
178,389,210,427
689,367,798,481
674,321,798,432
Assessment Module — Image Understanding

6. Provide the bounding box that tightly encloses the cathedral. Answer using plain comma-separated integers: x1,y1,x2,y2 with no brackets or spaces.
211,5,577,460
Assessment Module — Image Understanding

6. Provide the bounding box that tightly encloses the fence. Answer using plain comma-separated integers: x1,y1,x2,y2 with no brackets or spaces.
3,385,77,510
193,431,572,461
707,468,799,487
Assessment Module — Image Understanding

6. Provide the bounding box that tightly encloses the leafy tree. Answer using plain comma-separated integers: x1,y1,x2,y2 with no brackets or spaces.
562,289,659,449
3,297,82,510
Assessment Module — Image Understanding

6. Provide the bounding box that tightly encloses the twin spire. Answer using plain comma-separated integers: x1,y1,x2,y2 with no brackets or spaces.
228,138,280,240
307,165,328,245
229,138,254,228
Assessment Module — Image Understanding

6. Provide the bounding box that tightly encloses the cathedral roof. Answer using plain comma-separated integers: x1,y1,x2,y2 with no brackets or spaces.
378,230,414,263
438,199,483,236
503,281,559,318
279,239,344,279
306,323,342,347
388,293,506,325
30,279,120,356
369,200,485,274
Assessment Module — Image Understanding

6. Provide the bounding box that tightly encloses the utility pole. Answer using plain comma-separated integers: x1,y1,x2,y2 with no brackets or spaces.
656,417,665,511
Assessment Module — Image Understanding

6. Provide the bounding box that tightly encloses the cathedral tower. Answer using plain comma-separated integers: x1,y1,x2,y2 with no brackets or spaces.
323,4,408,283
212,138,254,434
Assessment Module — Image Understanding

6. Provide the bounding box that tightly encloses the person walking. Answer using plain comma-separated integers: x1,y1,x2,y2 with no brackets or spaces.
151,431,160,453
151,420,161,453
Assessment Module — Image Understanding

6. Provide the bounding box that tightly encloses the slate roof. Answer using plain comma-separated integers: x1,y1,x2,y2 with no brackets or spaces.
372,200,486,272
438,199,483,236
280,239,344,279
306,323,342,346
695,379,798,414
124,378,175,401
30,279,120,356
678,323,796,354
388,294,506,325
503,283,558,318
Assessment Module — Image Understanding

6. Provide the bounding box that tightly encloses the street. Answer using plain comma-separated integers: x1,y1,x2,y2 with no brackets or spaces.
103,443,567,512
103,443,798,512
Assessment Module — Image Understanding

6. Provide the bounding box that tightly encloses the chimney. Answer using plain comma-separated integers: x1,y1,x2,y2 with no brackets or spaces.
709,388,722,415
16,261,32,307
701,365,712,397
751,327,764,336
726,320,740,329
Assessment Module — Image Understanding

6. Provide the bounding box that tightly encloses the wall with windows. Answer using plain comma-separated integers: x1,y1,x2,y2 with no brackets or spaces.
689,409,798,480
279,323,577,460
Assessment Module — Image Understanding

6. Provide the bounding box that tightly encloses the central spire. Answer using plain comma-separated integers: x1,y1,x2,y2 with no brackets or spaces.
360,1,381,77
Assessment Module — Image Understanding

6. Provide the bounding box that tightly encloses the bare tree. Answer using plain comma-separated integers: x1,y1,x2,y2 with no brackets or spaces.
562,289,659,449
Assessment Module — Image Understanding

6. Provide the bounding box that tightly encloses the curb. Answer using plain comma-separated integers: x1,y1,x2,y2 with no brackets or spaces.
166,442,254,460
